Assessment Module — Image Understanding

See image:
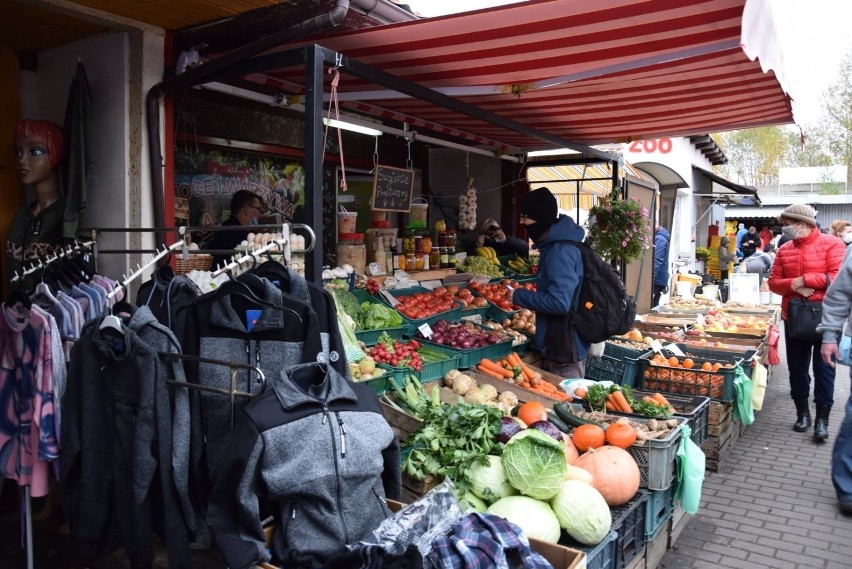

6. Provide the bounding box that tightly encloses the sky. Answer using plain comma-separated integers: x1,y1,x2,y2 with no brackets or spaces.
403,0,852,126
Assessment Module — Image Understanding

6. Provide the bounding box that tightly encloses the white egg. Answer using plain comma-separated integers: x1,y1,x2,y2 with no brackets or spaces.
247,233,256,244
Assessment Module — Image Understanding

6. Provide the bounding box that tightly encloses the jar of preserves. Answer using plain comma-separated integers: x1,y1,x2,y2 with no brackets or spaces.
402,230,416,254
414,234,423,254
415,253,424,271
336,233,366,274
440,247,450,268
421,234,433,254
405,253,417,272
430,248,441,270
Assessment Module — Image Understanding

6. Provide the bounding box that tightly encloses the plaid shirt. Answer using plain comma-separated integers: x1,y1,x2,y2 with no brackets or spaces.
431,513,553,569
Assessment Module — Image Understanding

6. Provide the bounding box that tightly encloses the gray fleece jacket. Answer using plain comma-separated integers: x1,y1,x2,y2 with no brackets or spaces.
817,248,852,344
206,362,401,569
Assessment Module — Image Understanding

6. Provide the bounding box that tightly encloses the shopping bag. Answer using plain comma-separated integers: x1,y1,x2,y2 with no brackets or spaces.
766,324,781,366
786,297,824,342
732,365,754,425
838,334,851,367
751,362,768,412
674,425,705,515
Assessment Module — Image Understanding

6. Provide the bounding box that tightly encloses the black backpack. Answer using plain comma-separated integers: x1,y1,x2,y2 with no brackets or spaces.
569,241,636,344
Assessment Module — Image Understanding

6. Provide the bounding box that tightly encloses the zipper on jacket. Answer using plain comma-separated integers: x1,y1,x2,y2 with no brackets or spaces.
282,498,297,545
335,412,347,458
245,339,252,391
323,405,350,544
254,342,261,390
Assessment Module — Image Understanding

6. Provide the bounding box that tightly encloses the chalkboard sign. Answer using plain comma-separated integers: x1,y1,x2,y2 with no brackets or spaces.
371,165,414,212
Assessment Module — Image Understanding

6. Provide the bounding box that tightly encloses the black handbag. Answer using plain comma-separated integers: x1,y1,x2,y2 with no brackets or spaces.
786,274,829,342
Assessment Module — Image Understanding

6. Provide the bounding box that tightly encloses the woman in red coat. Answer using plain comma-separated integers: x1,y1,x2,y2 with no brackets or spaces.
768,204,847,441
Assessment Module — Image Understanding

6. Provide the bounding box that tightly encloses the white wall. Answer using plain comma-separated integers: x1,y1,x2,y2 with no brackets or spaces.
20,29,164,284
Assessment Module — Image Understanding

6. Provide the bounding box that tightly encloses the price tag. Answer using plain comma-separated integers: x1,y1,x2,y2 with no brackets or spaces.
695,314,706,327
665,343,686,356
379,290,399,306
650,339,664,353
418,323,433,339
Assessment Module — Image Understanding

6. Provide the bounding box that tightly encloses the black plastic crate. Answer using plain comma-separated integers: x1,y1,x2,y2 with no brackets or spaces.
561,530,617,569
611,491,649,569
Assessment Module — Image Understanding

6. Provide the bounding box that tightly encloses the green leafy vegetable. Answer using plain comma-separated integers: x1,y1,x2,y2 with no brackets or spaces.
357,301,403,330
332,289,360,323
501,429,567,500
486,495,561,544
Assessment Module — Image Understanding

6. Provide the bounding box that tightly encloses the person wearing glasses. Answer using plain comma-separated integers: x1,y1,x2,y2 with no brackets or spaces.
205,190,265,269
467,217,529,258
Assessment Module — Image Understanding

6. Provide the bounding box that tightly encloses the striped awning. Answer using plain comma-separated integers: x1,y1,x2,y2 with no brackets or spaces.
232,0,795,153
526,159,648,196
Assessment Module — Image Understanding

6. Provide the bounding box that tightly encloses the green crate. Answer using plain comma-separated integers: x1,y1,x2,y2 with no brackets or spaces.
417,335,513,370
642,487,675,539
378,287,464,336
355,326,405,346
512,339,530,356
377,346,461,384
357,371,398,396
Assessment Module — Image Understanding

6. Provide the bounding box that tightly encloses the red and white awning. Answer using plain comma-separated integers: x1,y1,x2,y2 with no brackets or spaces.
232,0,796,152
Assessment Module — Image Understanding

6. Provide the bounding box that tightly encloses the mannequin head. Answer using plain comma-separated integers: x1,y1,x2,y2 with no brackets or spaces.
14,119,65,187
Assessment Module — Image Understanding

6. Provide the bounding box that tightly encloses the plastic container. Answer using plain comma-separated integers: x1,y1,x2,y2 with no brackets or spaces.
338,211,357,234
637,352,743,401
584,342,651,386
336,233,366,274
627,416,685,490
416,328,513,369
371,209,388,224
378,287,464,336
611,492,649,569
358,371,397,396
409,197,428,228
378,347,460,384
641,487,675,539
350,290,407,346
562,531,617,569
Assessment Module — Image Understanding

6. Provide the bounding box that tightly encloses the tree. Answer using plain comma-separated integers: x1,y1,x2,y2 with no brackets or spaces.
821,47,852,189
789,122,834,168
712,126,798,186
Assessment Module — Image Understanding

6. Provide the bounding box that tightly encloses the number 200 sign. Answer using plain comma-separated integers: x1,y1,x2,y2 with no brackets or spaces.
628,137,672,154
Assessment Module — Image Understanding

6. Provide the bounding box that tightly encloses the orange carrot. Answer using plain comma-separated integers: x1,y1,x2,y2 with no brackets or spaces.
519,361,538,381
479,359,514,378
539,382,556,393
477,365,506,380
605,400,618,411
610,390,632,413
507,353,522,367
652,393,672,408
574,388,588,399
520,380,531,389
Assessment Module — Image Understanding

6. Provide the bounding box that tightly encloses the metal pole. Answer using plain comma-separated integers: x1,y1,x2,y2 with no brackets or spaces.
304,45,326,284
25,486,33,569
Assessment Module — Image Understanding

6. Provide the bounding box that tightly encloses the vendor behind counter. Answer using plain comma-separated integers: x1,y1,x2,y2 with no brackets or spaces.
462,218,529,258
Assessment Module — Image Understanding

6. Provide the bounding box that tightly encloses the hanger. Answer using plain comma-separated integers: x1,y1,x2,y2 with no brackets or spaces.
99,313,124,335
213,277,303,324
112,300,136,320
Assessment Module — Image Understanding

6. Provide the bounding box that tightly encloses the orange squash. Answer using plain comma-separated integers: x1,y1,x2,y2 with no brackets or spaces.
562,433,580,465
605,421,637,449
517,402,548,427
572,424,605,452
574,446,640,506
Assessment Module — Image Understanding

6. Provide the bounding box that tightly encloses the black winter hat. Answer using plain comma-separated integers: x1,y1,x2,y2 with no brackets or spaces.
520,187,558,225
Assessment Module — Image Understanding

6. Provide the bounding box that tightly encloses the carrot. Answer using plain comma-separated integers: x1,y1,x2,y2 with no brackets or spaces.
520,381,531,389
479,359,514,378
507,353,522,368
519,361,538,381
539,382,556,393
605,400,618,411
477,365,507,380
610,390,633,413
574,388,588,399
652,393,672,408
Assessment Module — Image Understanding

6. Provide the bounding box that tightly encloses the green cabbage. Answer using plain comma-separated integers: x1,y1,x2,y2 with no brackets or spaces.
460,491,489,513
486,495,561,544
357,301,403,330
501,429,567,500
468,455,518,504
550,480,612,545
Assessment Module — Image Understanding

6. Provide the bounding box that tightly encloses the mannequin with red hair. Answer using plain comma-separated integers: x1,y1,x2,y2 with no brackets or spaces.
7,119,67,284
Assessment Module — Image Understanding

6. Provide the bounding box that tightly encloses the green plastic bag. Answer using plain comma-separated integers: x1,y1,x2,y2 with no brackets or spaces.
674,426,705,514
732,365,754,426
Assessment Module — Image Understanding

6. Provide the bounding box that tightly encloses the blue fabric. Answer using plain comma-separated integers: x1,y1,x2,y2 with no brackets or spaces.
833,383,852,502
654,227,671,286
784,324,836,406
513,214,589,361
736,227,748,249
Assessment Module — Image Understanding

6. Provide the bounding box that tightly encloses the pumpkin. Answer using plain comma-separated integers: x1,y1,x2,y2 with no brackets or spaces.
572,424,605,452
574,446,640,506
605,420,637,449
550,480,612,545
518,401,548,427
564,464,594,485
562,433,580,465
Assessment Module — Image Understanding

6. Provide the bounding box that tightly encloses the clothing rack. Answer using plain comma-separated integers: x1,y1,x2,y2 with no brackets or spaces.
10,241,97,284
107,238,188,300
159,352,266,431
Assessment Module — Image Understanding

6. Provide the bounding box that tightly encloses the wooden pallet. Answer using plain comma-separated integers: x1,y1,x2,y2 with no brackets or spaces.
702,417,741,472
624,546,647,569
645,526,669,569
667,507,692,549
706,401,733,436
400,472,440,503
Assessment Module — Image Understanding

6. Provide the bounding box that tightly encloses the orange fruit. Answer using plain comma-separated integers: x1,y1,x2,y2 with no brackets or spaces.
723,363,734,369
682,358,695,369
667,356,680,367
701,362,713,371
711,363,723,372
518,401,547,427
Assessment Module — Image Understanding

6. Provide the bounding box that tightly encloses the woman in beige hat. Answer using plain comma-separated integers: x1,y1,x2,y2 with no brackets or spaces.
769,204,847,441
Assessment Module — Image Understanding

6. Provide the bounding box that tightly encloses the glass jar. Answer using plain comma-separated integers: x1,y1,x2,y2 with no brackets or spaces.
415,253,425,271
440,247,450,268
421,234,433,254
336,233,367,274
405,253,417,272
430,248,441,270
402,230,416,255
414,235,423,254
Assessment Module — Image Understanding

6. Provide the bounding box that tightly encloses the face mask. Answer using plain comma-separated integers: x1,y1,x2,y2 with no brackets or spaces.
525,221,550,243
249,218,259,226
843,232,852,244
781,225,800,240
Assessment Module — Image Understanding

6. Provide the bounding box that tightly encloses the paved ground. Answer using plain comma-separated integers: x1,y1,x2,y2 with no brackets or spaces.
661,335,852,569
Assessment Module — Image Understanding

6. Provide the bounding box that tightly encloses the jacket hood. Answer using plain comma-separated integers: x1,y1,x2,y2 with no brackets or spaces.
128,304,160,331
536,214,585,247
273,362,358,411
720,236,730,246
656,226,671,240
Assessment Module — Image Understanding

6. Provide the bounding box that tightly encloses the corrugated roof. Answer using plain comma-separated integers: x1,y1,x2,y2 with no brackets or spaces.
225,0,795,153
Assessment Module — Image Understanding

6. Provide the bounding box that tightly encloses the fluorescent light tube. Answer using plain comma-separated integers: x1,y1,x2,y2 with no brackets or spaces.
323,117,383,137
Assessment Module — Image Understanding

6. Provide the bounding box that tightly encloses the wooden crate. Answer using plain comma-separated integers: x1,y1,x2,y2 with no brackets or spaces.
624,546,647,569
667,505,692,549
701,401,739,472
706,401,733,437
645,525,669,569
400,472,440,503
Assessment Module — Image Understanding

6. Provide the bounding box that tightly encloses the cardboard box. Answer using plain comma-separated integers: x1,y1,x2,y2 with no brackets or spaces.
387,500,586,569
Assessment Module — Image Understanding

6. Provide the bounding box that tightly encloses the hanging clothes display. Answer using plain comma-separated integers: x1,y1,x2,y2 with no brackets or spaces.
206,362,401,569
0,300,60,497
181,276,325,491
135,265,200,340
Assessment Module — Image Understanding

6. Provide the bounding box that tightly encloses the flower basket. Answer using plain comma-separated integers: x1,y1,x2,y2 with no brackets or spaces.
585,187,651,264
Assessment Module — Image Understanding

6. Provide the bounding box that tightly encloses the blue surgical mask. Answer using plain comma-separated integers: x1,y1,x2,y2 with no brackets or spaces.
250,218,259,226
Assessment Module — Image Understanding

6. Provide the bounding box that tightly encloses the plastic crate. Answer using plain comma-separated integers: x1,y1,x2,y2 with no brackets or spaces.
641,487,674,539
611,492,648,569
637,353,741,402
512,339,530,356
416,327,513,369
670,344,756,369
631,390,709,447
468,288,520,322
627,416,685,491
561,530,617,569
585,355,641,386
355,326,405,346
358,371,399,396
378,288,464,336
377,349,461,385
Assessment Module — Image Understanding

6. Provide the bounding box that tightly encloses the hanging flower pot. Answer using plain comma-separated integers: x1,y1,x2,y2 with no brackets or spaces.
585,187,651,264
